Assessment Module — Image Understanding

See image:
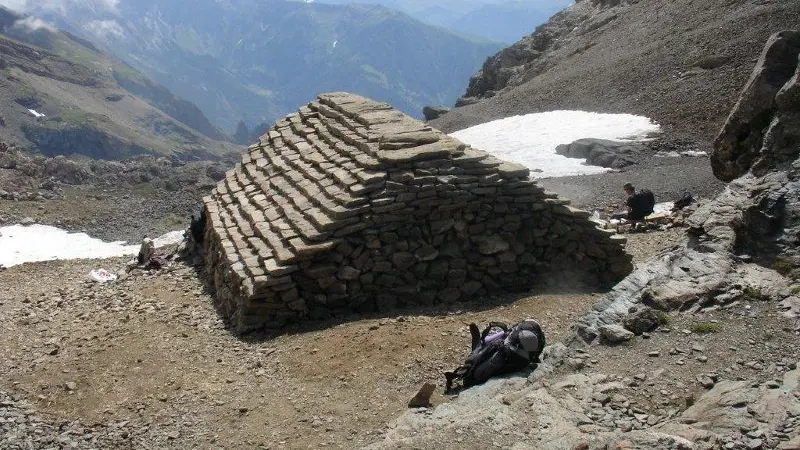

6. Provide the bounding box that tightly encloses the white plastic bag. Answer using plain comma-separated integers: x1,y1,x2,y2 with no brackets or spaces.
89,269,117,283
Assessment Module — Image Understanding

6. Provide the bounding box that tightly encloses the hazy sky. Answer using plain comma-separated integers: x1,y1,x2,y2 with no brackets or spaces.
0,0,119,14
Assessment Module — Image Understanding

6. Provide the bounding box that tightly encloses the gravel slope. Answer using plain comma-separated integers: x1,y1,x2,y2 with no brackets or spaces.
431,0,800,147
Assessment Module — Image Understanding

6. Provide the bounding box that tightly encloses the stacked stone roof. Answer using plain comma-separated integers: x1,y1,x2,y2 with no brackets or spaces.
202,92,632,332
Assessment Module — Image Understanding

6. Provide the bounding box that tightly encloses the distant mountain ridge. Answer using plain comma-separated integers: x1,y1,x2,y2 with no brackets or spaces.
0,6,239,160
21,0,503,134
431,0,800,146
317,0,572,43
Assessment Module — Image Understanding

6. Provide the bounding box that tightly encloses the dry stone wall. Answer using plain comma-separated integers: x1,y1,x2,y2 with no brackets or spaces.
202,92,632,332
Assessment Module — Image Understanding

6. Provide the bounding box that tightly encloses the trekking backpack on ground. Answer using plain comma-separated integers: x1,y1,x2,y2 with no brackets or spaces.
673,191,694,210
444,319,545,393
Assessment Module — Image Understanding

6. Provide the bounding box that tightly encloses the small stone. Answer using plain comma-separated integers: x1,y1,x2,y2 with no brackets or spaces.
648,351,660,357
746,438,763,450
167,431,180,440
409,382,436,408
697,375,715,389
598,325,634,344
592,393,611,405
64,382,77,391
697,355,708,362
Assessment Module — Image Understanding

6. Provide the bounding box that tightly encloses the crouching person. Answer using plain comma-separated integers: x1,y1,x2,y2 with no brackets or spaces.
444,319,545,393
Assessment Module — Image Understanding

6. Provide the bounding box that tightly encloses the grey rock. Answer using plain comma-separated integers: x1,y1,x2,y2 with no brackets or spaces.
555,138,644,169
623,307,664,335
711,30,800,181
422,105,451,121
598,324,634,344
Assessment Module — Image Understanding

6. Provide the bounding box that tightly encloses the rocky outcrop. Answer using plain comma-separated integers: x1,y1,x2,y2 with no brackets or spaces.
422,106,450,121
201,92,633,332
0,141,229,195
20,124,152,160
369,358,800,450
555,138,644,169
574,29,800,343
711,31,800,182
461,3,591,103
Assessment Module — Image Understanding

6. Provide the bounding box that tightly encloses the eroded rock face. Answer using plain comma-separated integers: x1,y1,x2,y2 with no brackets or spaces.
201,92,633,332
711,30,800,182
369,351,800,450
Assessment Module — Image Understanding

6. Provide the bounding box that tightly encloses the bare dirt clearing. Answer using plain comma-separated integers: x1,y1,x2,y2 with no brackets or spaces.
0,230,678,449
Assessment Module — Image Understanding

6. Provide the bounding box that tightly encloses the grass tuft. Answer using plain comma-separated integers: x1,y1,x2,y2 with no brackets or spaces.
773,257,797,278
690,322,722,334
654,310,671,325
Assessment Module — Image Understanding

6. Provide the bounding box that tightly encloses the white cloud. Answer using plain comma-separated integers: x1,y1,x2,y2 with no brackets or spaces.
0,0,27,12
12,15,57,31
85,18,123,38
0,0,120,15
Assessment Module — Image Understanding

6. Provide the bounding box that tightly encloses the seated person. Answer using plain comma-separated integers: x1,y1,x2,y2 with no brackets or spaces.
611,182,655,221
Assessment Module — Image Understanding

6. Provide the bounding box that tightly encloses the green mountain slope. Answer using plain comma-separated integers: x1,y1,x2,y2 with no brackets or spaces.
0,6,238,160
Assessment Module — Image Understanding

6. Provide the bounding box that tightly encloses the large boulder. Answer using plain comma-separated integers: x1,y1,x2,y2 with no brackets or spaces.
555,138,644,169
711,30,800,182
422,105,451,121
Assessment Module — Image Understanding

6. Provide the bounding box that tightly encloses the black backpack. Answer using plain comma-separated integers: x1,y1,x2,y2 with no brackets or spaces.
190,209,206,244
637,189,655,215
444,320,545,393
673,191,694,210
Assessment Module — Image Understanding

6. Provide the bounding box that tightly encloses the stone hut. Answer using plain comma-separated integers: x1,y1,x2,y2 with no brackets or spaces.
202,92,632,332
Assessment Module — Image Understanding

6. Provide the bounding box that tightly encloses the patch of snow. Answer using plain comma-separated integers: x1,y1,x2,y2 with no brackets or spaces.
152,230,186,248
332,40,337,48
681,150,707,157
0,224,184,268
652,201,674,215
27,109,45,118
655,150,707,158
450,111,660,178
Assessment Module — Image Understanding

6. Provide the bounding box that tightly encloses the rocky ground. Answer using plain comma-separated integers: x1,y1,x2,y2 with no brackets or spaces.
0,226,704,450
0,143,234,242
0,225,797,449
538,139,726,214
